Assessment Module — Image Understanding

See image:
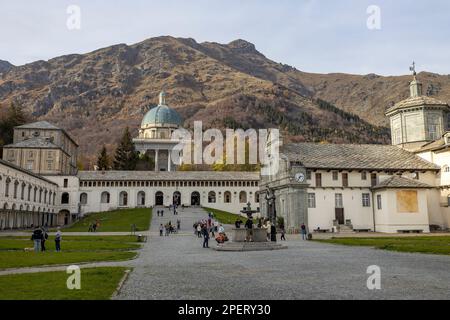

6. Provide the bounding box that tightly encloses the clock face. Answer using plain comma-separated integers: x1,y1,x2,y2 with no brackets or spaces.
295,173,305,182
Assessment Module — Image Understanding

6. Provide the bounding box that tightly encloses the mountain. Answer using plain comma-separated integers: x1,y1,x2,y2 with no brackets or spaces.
296,71,450,127
4,36,443,165
0,60,13,74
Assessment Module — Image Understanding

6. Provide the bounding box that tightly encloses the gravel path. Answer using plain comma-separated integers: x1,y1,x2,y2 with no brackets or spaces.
115,207,450,300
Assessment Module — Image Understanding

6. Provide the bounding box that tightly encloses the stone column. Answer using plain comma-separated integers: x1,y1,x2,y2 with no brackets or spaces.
155,149,159,172
168,151,172,172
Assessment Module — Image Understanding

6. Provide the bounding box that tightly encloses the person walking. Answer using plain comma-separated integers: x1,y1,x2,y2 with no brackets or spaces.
280,226,286,241
41,227,48,252
177,220,181,231
196,224,202,238
159,224,164,236
202,225,210,248
165,224,170,236
245,218,253,242
55,227,62,252
265,220,272,241
301,223,308,240
31,227,43,253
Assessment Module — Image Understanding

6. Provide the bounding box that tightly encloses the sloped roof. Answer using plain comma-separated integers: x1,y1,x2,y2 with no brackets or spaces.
372,176,433,190
283,143,440,171
386,96,449,114
14,121,79,146
78,171,260,181
16,121,61,130
3,137,61,149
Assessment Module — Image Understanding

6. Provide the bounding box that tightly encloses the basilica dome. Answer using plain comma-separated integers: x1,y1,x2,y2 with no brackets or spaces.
141,92,183,128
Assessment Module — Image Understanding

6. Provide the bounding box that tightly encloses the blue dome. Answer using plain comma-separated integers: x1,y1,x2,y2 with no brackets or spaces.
141,104,183,127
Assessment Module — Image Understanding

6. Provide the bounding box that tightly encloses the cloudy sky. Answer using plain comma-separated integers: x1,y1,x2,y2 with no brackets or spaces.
1,0,449,75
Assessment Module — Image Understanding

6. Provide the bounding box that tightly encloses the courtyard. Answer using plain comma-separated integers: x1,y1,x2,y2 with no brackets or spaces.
115,207,450,300
0,207,450,300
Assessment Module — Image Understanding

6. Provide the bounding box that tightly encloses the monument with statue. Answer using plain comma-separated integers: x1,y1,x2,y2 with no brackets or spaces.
214,202,288,252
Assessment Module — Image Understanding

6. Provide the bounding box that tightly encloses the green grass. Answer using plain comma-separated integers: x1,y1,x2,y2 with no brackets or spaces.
64,208,152,232
317,236,450,255
0,267,129,300
0,235,140,251
0,236,140,270
203,207,256,225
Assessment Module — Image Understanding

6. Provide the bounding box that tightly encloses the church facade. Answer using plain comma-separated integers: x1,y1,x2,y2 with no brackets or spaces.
1,75,450,234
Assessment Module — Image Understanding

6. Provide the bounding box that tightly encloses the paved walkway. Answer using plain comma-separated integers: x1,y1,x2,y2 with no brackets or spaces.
114,207,450,300
0,260,133,276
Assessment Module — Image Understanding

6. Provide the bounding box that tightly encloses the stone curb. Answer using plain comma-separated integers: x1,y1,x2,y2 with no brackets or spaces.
111,269,132,299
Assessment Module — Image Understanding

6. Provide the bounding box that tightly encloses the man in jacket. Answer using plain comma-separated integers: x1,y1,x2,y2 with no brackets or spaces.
31,227,43,253
202,225,210,248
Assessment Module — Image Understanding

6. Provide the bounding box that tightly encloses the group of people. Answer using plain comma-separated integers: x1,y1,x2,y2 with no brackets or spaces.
156,209,165,217
159,220,181,236
31,226,62,252
168,204,179,215
234,217,308,242
88,220,100,232
193,213,228,248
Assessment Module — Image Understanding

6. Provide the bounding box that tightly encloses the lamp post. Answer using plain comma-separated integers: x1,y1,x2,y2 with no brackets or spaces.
265,188,277,242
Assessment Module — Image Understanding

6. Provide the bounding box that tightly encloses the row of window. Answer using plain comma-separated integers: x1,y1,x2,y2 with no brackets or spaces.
308,171,420,188
307,193,372,209
66,190,258,206
79,180,259,188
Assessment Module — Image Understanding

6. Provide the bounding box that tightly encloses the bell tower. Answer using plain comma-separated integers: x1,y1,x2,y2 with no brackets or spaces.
386,62,450,152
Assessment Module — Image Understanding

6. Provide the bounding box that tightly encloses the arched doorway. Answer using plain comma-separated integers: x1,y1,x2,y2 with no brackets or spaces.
191,192,201,206
208,191,216,203
224,191,232,203
155,192,164,206
119,191,128,207
173,192,181,206
58,210,70,226
137,191,146,206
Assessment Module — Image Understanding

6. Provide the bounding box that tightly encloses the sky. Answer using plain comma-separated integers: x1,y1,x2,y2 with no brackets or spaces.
1,0,449,76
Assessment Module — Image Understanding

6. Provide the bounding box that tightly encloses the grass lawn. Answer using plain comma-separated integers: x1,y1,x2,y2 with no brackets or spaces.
0,236,140,270
0,267,129,300
203,207,256,225
64,208,152,232
317,236,450,255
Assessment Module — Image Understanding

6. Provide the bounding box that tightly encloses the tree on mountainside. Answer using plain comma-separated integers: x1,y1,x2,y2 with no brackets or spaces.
0,102,27,146
113,127,138,170
97,145,111,170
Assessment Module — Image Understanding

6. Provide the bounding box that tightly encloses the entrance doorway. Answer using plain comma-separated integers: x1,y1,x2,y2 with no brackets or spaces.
155,192,164,206
173,192,181,206
191,192,200,206
335,208,345,225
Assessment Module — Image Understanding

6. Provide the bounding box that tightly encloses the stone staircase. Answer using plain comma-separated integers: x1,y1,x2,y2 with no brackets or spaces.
338,225,355,234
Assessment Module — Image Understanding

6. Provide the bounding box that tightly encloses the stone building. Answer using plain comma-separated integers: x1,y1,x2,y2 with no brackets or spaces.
260,142,442,233
258,72,450,234
0,159,59,230
3,121,79,175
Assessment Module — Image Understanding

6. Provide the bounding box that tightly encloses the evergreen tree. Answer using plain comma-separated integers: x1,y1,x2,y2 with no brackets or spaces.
0,102,27,146
113,127,138,170
97,145,110,170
